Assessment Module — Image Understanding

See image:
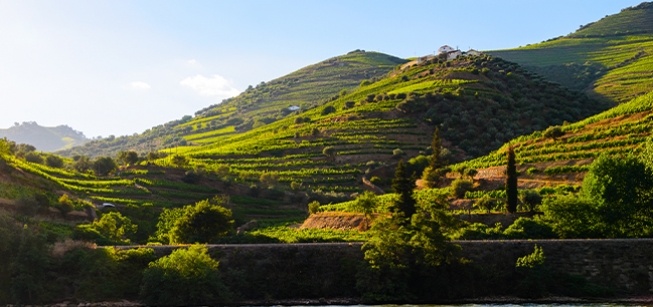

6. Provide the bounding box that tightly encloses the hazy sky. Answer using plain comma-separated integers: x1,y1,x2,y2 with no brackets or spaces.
0,0,644,138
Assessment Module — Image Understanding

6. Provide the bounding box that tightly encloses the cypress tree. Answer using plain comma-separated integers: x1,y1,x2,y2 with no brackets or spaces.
506,145,518,213
429,127,443,170
424,127,447,188
392,160,417,222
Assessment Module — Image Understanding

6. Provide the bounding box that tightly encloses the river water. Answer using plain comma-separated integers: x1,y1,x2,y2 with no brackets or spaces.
277,305,651,307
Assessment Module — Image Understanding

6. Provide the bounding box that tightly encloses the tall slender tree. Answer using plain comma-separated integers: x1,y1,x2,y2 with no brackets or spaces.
506,145,518,213
423,127,448,188
392,160,417,223
429,127,444,170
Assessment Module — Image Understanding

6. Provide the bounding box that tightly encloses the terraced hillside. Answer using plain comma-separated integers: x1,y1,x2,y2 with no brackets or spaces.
0,145,305,225
458,92,653,185
58,50,407,158
146,54,609,194
488,2,653,103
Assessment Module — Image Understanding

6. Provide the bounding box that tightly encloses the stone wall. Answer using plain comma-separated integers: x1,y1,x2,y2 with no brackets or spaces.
116,239,653,298
457,239,653,292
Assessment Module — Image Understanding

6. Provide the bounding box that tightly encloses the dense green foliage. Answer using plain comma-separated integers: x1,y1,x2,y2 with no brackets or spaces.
153,198,234,244
141,245,228,306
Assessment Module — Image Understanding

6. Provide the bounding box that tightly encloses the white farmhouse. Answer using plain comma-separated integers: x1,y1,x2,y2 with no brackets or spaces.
288,105,300,112
438,45,455,54
467,49,481,56
447,50,463,60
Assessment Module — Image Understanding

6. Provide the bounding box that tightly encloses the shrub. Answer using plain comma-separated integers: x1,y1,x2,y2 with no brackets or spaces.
169,200,234,244
543,126,564,139
526,167,539,175
321,106,336,115
473,195,496,213
24,152,43,164
45,155,64,168
307,201,321,214
518,190,543,212
504,218,556,239
391,148,404,159
259,172,279,188
451,178,473,198
348,191,377,217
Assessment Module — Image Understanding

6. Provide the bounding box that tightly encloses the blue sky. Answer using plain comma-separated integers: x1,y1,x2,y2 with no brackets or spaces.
0,0,644,138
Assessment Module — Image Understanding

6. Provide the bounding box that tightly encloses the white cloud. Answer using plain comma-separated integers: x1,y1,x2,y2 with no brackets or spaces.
180,74,239,97
130,81,151,90
187,59,198,65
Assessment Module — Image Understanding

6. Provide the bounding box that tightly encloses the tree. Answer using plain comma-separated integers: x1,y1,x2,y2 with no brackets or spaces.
321,105,336,115
215,165,230,179
505,145,518,213
169,200,234,244
322,146,336,162
349,191,377,219
391,160,416,223
391,148,404,159
450,178,473,198
519,190,543,212
56,194,75,217
361,189,461,299
117,151,139,166
474,195,496,214
73,155,93,173
146,152,161,161
463,168,478,179
581,154,653,237
423,127,447,188
24,152,43,164
10,226,49,304
45,155,64,168
170,154,188,168
543,126,564,140
307,201,320,214
259,172,279,188
82,211,138,244
539,195,600,238
140,245,228,306
93,156,117,176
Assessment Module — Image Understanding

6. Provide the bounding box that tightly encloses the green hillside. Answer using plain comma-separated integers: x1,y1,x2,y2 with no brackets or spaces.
488,2,653,103
140,54,608,194
0,122,89,152
573,2,653,37
58,50,407,158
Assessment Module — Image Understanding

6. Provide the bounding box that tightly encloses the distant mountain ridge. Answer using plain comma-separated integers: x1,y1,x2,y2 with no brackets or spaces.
0,122,89,152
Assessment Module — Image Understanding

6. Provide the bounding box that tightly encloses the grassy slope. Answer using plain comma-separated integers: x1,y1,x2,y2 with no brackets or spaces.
487,2,653,103
58,50,407,158
146,55,609,195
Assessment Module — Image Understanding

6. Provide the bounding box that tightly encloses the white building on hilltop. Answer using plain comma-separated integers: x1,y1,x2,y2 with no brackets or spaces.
438,45,455,54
